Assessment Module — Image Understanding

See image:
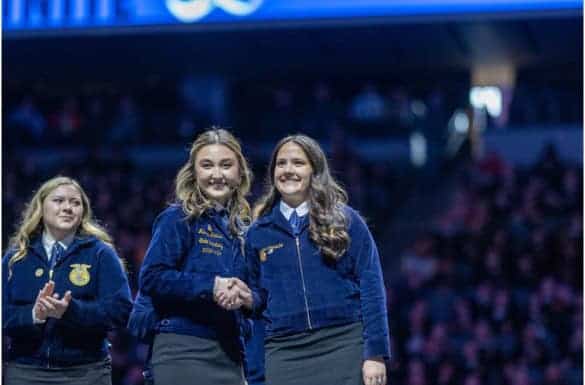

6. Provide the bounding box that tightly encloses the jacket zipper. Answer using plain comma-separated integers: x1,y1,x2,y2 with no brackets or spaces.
295,237,312,329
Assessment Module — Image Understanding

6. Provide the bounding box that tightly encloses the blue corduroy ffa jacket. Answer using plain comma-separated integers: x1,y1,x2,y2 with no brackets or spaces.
138,205,248,360
2,235,132,367
244,319,265,385
246,203,391,360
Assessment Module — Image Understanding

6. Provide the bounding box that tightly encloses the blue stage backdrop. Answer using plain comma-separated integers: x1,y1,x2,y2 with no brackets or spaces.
3,0,582,35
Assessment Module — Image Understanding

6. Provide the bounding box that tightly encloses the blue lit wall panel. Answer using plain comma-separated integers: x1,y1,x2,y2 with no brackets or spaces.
3,0,582,33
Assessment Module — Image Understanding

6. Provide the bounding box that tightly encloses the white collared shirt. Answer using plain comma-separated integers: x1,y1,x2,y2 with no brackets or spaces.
42,231,74,261
279,200,309,220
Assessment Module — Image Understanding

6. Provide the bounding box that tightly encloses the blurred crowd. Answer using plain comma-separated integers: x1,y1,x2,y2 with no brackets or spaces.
4,77,580,148
390,146,582,385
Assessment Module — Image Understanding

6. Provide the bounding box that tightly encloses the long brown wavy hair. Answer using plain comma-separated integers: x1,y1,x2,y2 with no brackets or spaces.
254,134,349,261
7,176,115,279
174,128,252,235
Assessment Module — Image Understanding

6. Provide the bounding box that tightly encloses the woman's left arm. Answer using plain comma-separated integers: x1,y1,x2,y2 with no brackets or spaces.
352,212,391,361
60,245,132,330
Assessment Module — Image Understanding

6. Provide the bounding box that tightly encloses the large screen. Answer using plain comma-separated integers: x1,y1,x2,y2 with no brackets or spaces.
4,0,582,35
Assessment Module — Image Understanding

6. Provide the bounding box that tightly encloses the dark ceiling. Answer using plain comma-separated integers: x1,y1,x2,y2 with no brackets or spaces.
3,13,582,82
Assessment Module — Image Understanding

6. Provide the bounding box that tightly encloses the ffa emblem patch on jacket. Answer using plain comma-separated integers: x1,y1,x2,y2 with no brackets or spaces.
259,243,284,262
69,264,91,286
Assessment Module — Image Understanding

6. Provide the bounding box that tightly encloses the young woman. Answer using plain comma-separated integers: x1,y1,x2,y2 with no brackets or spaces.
137,128,253,385
244,135,391,385
2,176,132,385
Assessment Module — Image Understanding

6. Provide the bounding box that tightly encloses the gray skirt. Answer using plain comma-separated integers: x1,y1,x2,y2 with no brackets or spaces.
151,333,245,385
265,322,364,385
3,360,111,385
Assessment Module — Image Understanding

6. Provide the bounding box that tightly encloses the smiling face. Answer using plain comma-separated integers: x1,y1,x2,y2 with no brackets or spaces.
42,184,84,240
274,141,314,207
195,144,241,205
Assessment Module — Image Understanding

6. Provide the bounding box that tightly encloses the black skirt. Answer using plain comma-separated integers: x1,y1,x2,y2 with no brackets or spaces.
151,333,245,385
3,360,111,385
265,322,364,385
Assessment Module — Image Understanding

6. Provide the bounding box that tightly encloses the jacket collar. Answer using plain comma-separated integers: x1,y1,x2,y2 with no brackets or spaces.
202,208,233,239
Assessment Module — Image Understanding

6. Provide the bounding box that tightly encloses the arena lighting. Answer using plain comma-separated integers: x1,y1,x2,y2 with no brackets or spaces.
453,112,470,134
469,86,503,118
166,0,264,22
409,131,427,167
4,0,582,33
446,109,470,157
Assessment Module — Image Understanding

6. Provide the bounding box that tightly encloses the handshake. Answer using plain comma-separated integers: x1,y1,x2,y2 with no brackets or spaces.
213,276,253,311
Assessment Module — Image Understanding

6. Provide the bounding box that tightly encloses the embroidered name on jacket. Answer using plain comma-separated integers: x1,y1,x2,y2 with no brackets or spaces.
69,264,91,286
198,225,223,239
198,236,224,256
259,243,284,262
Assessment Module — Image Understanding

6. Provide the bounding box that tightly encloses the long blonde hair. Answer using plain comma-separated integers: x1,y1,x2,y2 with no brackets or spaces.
174,128,252,235
254,135,350,262
7,176,115,279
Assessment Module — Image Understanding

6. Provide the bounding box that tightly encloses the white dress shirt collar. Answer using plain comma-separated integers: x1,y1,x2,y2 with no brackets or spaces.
42,231,74,260
279,200,309,221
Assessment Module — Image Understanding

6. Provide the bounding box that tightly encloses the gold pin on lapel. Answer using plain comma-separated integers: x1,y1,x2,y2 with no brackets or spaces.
259,243,284,262
35,268,44,278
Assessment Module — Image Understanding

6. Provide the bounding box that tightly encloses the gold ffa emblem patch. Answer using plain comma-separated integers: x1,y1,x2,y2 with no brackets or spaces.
35,268,44,278
259,243,284,262
69,264,91,286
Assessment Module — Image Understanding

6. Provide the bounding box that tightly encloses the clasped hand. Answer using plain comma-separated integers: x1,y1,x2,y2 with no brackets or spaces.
33,281,72,322
213,277,252,311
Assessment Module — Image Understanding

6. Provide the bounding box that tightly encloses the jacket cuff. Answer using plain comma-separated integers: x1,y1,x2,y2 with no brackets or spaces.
18,304,35,326
363,336,391,361
62,298,100,325
194,273,217,301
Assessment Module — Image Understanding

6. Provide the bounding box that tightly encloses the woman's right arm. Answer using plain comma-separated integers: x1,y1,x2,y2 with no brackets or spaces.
139,208,217,303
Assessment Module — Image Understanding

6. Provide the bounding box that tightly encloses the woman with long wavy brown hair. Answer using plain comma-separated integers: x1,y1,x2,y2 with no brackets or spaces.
136,128,254,385
2,176,132,385
241,134,391,385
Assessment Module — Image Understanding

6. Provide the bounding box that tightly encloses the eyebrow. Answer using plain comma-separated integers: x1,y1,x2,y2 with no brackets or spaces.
198,157,237,163
51,194,81,200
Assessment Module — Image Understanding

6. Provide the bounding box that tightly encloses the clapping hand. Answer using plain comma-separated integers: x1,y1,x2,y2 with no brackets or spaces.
33,281,72,321
213,277,253,310
33,281,54,322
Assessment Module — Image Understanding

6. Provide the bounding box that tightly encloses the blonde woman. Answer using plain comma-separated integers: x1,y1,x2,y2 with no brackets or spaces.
137,128,253,385
244,135,390,385
2,176,132,385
